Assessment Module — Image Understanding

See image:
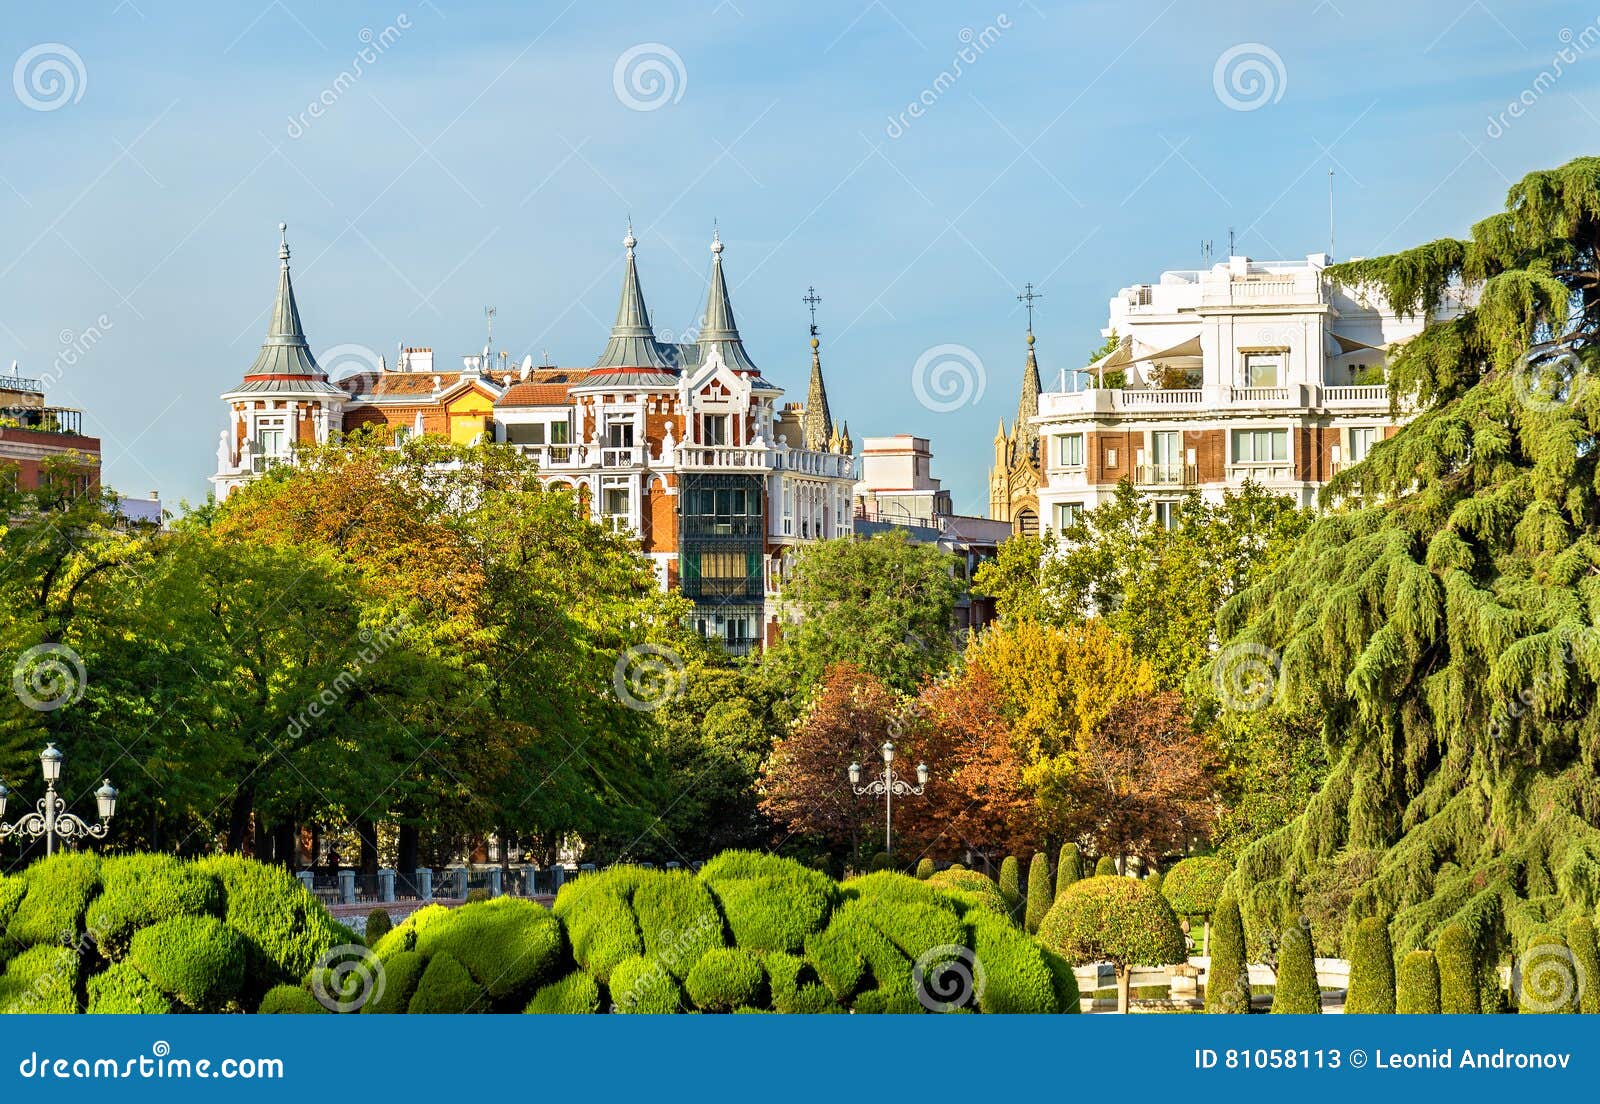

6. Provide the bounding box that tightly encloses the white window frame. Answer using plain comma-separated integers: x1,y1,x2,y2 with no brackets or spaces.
1057,433,1085,469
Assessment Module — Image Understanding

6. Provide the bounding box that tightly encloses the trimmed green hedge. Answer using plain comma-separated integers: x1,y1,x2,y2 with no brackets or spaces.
632,871,723,980
86,961,173,1014
1205,896,1250,1014
411,897,562,1004
257,984,327,1014
1055,844,1081,899
765,951,839,1014
925,869,1008,915
1397,950,1440,1014
128,914,247,1012
1517,934,1578,1014
407,952,484,1014
915,859,935,880
1024,853,1052,934
1568,916,1600,1015
1161,856,1230,918
1436,923,1480,1014
6,851,100,949
524,971,602,1014
999,856,1021,913
195,854,351,982
360,950,424,1015
86,854,221,960
1345,916,1396,1014
1093,856,1117,878
609,953,686,1013
0,944,80,1013
685,947,765,1011
1270,922,1320,1014
967,907,1068,1014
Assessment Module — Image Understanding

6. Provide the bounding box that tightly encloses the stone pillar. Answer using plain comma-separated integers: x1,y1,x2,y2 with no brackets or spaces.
523,866,538,896
378,868,396,903
454,867,468,898
551,865,566,891
295,871,314,895
665,861,680,870
337,869,356,905
487,867,503,897
416,868,433,902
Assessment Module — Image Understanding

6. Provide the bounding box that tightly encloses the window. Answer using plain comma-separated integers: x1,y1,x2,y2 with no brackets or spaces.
1057,433,1085,468
549,420,570,445
1243,351,1283,388
1054,501,1084,532
1232,428,1288,464
506,422,545,445
1153,500,1179,530
606,422,634,448
702,414,730,446
253,417,289,472
1349,426,1377,463
600,477,631,533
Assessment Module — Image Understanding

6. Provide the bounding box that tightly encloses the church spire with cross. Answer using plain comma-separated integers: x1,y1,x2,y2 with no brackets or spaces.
800,285,836,452
1012,282,1043,462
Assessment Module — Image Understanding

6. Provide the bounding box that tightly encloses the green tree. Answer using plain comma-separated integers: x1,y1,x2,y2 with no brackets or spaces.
759,530,961,696
1270,921,1320,1013
1205,896,1250,1014
1055,843,1081,900
1436,923,1481,1014
1024,852,1052,934
1345,917,1396,1014
998,855,1021,915
1568,916,1600,1014
1040,876,1185,1013
1216,158,1600,957
971,533,1047,626
1397,950,1440,1014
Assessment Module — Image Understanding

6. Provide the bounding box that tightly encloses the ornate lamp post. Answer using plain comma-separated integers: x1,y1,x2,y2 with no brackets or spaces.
0,743,117,856
848,741,928,856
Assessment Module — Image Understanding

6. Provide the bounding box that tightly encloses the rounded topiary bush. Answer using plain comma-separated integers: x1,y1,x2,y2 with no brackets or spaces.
1435,923,1480,1014
87,961,173,1014
925,869,1008,915
700,852,837,954
609,953,686,1013
1161,856,1229,922
524,971,602,1014
1039,875,1185,1013
85,854,221,960
966,907,1070,1013
364,908,393,948
1567,916,1600,1014
0,945,80,1013
360,950,424,1015
1093,856,1117,878
5,851,100,949
257,984,327,1014
1025,853,1053,935
411,897,563,1004
1055,844,1081,900
998,855,1021,913
1205,895,1250,1014
1397,950,1440,1014
869,852,891,872
915,858,935,880
764,952,839,1014
632,871,724,980
685,947,766,1011
128,914,247,1012
406,952,484,1014
1270,921,1320,1014
194,854,351,983
1345,916,1396,1014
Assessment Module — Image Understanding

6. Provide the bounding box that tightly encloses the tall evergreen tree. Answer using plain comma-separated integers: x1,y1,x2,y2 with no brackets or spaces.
1218,158,1600,958
1055,843,1081,900
1025,852,1052,934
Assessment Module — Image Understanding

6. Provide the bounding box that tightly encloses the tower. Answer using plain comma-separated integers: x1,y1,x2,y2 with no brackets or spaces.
988,291,1045,535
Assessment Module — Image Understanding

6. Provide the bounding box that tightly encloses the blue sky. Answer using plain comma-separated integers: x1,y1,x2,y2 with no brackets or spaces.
1,0,1595,511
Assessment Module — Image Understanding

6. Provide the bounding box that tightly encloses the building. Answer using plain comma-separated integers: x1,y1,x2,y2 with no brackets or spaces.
211,224,856,654
1034,252,1466,538
988,332,1043,535
0,367,98,496
854,433,1008,635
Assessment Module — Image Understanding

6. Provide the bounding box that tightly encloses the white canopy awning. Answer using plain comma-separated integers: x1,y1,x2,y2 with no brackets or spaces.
1329,332,1388,355
1128,333,1203,365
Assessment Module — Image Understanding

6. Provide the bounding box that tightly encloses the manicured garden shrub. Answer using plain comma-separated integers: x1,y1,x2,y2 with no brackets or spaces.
765,951,839,1013
360,950,424,1015
1516,933,1579,1014
0,875,26,937
608,953,686,1013
1204,895,1250,1014
195,854,350,982
1039,875,1185,1013
1094,856,1116,878
257,984,327,1014
925,869,1008,915
965,906,1063,1013
632,870,724,980
1397,950,1440,1014
524,971,602,1014
364,908,393,947
412,897,563,1003
1270,922,1320,1013
561,883,642,983
803,929,865,1002
87,961,173,1014
807,900,914,1008
705,870,834,954
5,851,100,949
1025,853,1052,934
999,855,1021,913
1344,916,1396,1014
1161,855,1230,955
915,858,935,880
1055,844,1081,899
869,852,891,872
0,944,80,1013
685,947,766,1011
128,914,247,1012
406,952,484,1014
1146,867,1162,892
464,888,490,904
371,903,450,959
1568,916,1600,1014
86,854,221,960
1040,944,1082,1013
1435,922,1480,1014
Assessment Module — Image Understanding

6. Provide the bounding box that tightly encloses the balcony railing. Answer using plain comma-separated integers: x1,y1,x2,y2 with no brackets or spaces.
1226,463,1295,483
1041,383,1389,415
1118,388,1203,407
1135,463,1198,487
512,443,581,468
0,407,84,435
1229,386,1290,403
676,446,767,470
1323,385,1389,405
772,447,855,479
600,445,643,468
0,375,45,395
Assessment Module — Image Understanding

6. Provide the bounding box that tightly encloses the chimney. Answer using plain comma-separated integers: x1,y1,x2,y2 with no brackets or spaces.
149,490,159,501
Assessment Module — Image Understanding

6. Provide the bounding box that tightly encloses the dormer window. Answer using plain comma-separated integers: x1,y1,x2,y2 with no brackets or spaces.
703,414,730,446
1243,351,1284,388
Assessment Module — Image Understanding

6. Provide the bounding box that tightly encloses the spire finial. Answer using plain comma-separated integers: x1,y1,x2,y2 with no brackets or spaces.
624,216,637,254
278,222,290,265
1016,281,1042,335
803,285,822,341
711,222,723,255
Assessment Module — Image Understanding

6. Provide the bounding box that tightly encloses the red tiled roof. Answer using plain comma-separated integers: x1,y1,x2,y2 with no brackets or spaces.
498,371,590,407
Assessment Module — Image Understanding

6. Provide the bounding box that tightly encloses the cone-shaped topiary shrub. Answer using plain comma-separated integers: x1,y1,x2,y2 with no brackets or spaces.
1205,896,1250,1014
685,947,767,1011
1345,916,1396,1014
1094,856,1117,878
1055,844,1081,900
1516,934,1579,1014
999,856,1021,914
1039,875,1185,1013
1270,921,1320,1013
1397,950,1440,1014
1567,916,1600,1014
1025,853,1052,934
915,858,935,880
363,908,392,948
1435,923,1480,1014
524,971,602,1014
128,915,247,1013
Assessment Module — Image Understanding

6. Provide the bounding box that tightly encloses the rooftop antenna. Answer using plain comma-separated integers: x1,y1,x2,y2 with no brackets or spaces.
484,305,496,350
803,286,822,338
1228,227,1236,257
1328,168,1336,261
1201,239,1214,262
1016,282,1043,335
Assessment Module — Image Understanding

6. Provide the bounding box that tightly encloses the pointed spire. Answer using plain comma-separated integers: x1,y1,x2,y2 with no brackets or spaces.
246,222,324,379
1012,331,1042,461
801,287,834,451
697,227,760,374
594,221,671,370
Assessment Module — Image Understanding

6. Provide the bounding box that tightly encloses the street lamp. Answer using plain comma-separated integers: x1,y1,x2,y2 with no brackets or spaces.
0,743,117,856
847,740,929,856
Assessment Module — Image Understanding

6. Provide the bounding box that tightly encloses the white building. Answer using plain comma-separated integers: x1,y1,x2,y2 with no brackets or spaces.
1034,252,1466,535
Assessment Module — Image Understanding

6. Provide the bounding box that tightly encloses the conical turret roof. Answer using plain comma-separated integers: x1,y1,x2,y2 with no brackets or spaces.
697,230,763,377
594,222,674,373
237,224,342,395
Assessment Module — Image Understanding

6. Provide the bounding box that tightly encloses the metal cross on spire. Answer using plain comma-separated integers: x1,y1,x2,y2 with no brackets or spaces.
1016,282,1043,334
803,286,822,337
